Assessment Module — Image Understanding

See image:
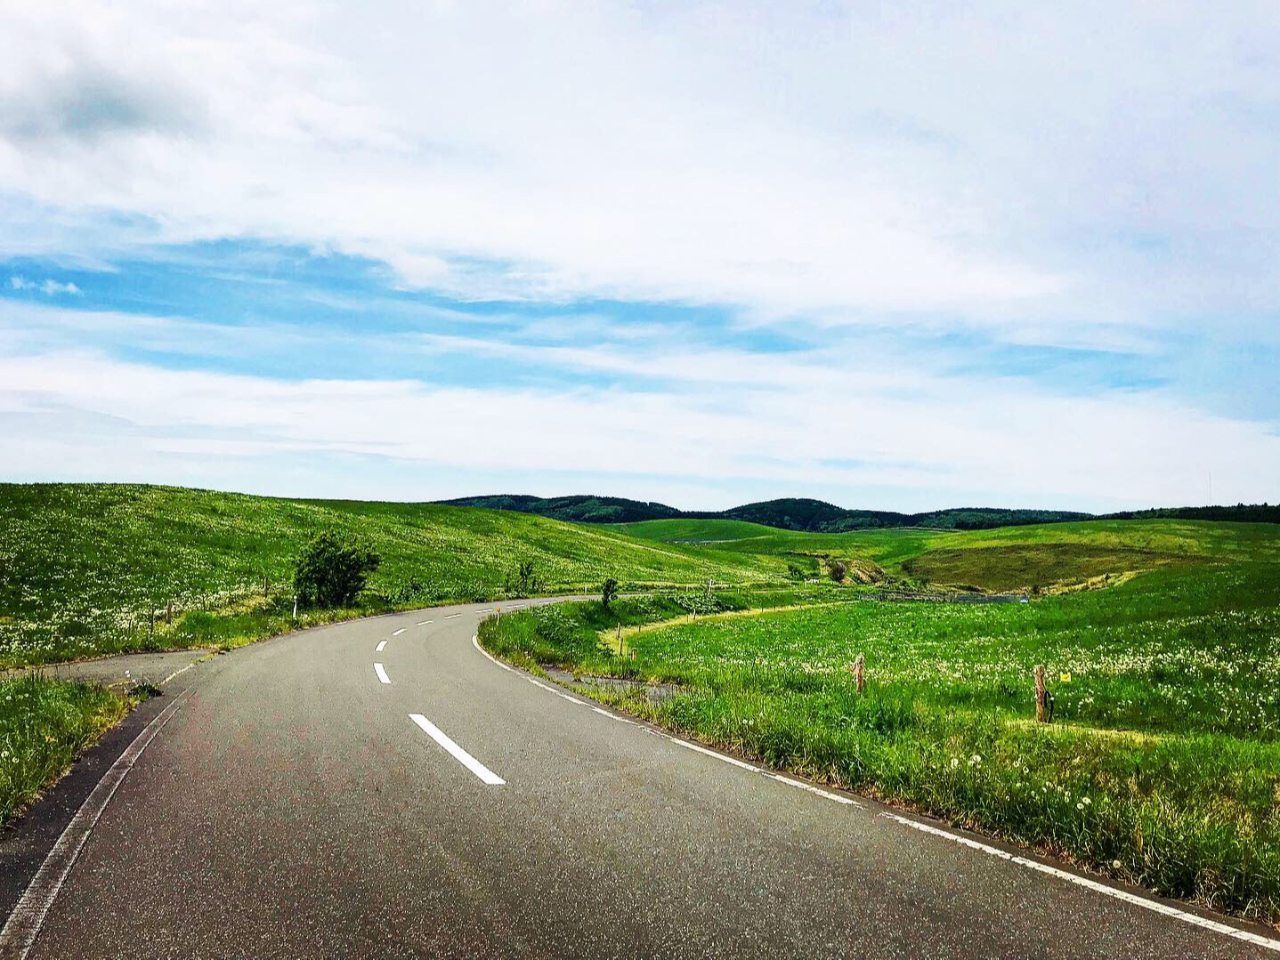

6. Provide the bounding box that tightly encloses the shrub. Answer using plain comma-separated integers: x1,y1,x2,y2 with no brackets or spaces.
293,532,381,608
509,560,541,597
383,576,431,605
601,578,619,611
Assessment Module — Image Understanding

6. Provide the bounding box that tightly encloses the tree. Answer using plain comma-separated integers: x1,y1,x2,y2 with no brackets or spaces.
294,531,381,608
601,577,619,611
827,559,848,583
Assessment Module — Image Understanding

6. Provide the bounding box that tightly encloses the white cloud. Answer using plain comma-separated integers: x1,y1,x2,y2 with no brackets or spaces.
9,275,80,295
2,2,1276,342
3,344,1277,510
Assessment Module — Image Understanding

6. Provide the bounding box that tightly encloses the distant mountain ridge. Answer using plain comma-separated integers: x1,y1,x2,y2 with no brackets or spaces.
438,494,1094,532
436,494,682,526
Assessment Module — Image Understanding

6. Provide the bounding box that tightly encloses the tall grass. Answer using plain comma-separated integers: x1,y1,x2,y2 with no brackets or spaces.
0,675,134,823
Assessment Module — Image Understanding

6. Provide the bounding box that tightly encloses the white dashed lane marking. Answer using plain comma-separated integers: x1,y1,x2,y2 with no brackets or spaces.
409,714,505,785
374,663,391,684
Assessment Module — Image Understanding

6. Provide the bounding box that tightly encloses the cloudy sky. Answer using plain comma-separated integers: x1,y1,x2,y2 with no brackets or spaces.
2,1,1277,511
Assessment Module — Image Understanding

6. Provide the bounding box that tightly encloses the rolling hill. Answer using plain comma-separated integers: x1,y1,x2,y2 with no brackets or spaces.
0,484,790,667
440,494,1092,532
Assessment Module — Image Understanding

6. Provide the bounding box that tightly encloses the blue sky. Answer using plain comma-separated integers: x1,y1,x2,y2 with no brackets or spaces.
1,2,1277,512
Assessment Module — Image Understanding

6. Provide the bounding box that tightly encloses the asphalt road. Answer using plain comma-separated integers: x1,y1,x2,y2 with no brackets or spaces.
5,600,1279,959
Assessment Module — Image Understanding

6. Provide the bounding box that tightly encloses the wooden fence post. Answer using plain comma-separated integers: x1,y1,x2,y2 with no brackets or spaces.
853,653,866,694
263,575,269,598
1034,665,1048,723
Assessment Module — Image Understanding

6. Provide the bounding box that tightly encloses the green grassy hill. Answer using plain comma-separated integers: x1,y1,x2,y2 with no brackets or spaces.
637,518,1280,592
6,484,1277,667
0,484,790,667
438,494,682,524
611,518,782,542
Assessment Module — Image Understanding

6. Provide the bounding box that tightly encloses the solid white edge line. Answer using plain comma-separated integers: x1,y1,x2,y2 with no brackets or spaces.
408,714,505,785
471,635,513,672
0,689,192,959
392,628,406,637
375,641,387,652
879,812,1280,952
767,773,859,806
374,662,390,684
469,631,1280,951
469,636,585,703
471,637,852,801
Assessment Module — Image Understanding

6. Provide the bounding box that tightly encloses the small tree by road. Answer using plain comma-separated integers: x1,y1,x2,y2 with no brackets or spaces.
294,531,381,608
601,578,619,611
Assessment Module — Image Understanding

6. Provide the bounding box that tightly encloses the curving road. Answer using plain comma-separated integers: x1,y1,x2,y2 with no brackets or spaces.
3,599,1278,958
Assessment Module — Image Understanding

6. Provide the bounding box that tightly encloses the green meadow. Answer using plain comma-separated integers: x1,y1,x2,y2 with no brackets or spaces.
0,483,790,668
617,516,1279,590
7,480,1280,918
482,521,1280,921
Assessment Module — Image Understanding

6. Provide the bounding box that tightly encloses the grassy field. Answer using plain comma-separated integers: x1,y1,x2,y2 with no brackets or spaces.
619,516,1280,592
0,676,136,823
0,484,791,668
612,518,784,542
480,545,1280,921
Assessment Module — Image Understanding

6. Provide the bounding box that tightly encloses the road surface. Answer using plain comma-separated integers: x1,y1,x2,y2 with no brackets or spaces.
2,599,1277,958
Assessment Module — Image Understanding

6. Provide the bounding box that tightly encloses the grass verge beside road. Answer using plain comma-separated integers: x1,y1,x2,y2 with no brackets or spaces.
0,675,137,824
480,562,1280,923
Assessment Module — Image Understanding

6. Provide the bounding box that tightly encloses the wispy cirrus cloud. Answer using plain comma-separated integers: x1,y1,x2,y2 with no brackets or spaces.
9,275,80,295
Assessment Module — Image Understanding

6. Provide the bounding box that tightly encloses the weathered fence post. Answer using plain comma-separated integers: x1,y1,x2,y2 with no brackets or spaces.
263,575,269,598
853,653,866,694
1034,665,1048,723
